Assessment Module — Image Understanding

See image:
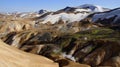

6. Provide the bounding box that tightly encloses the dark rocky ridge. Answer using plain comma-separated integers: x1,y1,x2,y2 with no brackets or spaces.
1,27,120,67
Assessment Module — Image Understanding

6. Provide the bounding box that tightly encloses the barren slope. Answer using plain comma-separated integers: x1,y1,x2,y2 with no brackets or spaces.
0,40,58,67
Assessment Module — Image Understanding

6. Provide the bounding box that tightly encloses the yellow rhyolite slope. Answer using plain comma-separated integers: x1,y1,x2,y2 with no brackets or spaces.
0,40,58,67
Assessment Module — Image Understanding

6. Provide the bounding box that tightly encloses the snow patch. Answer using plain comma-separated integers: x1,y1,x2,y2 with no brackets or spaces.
62,52,76,62
74,9,91,12
77,4,108,12
41,12,90,24
92,8,120,23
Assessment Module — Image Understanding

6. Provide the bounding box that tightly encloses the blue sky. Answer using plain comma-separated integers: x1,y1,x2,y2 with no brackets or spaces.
0,0,120,12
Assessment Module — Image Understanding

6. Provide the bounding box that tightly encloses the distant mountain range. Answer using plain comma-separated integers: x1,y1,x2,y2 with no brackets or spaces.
37,4,110,24
37,4,120,25
0,4,120,25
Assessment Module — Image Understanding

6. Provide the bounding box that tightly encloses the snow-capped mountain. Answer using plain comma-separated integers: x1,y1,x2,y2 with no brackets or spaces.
92,8,120,25
58,4,109,13
1,12,41,18
38,4,109,24
77,4,109,12
1,9,49,18
18,12,40,18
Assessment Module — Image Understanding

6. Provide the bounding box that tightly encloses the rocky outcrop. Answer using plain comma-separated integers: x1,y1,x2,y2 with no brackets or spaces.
100,56,120,67
82,41,120,66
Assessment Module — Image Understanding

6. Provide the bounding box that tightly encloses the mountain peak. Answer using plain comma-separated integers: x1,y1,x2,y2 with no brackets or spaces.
77,4,109,12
